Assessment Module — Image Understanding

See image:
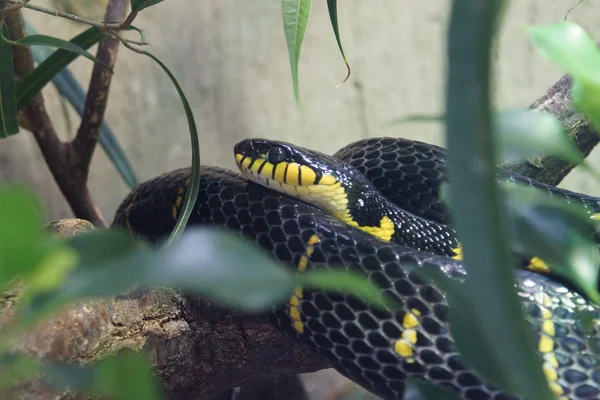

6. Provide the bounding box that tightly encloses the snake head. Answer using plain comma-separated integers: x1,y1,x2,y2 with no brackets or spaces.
234,138,372,216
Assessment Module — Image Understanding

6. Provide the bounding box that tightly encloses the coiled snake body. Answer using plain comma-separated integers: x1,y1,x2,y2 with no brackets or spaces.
113,137,600,400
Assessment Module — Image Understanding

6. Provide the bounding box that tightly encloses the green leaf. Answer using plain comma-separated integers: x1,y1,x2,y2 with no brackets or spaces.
17,27,106,110
0,186,58,287
130,0,164,11
444,0,554,398
23,227,390,325
282,0,313,103
528,22,600,133
494,109,583,164
502,182,600,304
528,22,600,82
403,379,463,400
326,0,350,85
125,49,199,245
0,22,19,138
93,352,161,400
1,32,111,74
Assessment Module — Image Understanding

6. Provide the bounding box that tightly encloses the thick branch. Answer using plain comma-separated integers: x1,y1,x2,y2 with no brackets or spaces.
72,0,128,173
503,74,600,186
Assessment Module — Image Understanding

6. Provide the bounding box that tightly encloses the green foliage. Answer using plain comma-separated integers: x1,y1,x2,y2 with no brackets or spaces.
0,29,111,74
442,0,554,399
502,183,600,304
0,22,18,138
326,0,351,84
127,50,200,246
529,22,600,133
281,0,313,103
16,27,106,110
130,0,164,12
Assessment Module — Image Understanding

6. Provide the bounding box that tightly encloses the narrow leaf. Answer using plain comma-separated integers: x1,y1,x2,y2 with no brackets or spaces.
128,49,199,245
326,0,350,85
444,0,554,398
0,22,19,138
282,0,313,103
1,33,111,74
528,22,600,133
494,109,585,165
130,0,164,11
17,27,106,110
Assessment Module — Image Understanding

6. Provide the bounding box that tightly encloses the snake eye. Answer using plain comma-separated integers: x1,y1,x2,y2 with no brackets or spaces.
266,146,287,164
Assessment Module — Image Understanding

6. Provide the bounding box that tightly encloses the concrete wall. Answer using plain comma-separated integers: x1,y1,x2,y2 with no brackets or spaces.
3,0,600,221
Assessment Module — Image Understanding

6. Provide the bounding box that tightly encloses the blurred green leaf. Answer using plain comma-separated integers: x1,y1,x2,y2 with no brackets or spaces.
0,22,19,138
326,0,350,85
282,0,313,103
93,352,161,400
22,227,389,324
444,0,553,398
0,186,59,288
0,355,40,388
502,182,600,304
403,378,462,400
1,32,111,74
529,22,600,132
16,27,106,110
130,0,164,11
494,109,581,163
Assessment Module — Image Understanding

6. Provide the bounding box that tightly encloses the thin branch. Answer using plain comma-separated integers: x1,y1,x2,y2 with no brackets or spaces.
6,9,108,227
0,0,28,19
71,0,128,174
5,0,137,31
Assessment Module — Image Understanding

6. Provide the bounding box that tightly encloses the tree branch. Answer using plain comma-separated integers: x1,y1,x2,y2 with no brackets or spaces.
6,0,130,228
72,0,128,171
503,74,600,186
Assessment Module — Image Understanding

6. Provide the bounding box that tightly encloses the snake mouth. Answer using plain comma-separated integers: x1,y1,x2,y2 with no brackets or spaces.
233,139,348,214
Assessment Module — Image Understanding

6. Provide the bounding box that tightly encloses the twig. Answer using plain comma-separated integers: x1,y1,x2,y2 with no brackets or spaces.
5,0,136,31
5,1,131,228
71,0,128,175
0,0,28,19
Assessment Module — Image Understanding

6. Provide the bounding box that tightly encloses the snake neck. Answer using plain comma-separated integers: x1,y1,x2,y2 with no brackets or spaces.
334,179,461,257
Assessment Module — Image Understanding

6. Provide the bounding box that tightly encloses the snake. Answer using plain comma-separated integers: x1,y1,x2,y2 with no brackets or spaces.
112,137,600,400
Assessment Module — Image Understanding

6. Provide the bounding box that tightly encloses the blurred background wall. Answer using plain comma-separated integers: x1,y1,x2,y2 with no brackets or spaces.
2,1,600,221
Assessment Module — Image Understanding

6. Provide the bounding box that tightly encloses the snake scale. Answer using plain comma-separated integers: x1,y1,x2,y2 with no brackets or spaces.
112,137,600,400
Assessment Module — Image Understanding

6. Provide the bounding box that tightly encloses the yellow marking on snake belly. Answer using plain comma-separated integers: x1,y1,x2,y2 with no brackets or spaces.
451,243,463,260
172,206,178,220
402,312,419,329
394,340,414,358
289,234,321,334
527,256,551,273
590,213,600,221
549,382,564,396
411,308,422,316
343,215,395,243
235,154,243,164
536,298,562,395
